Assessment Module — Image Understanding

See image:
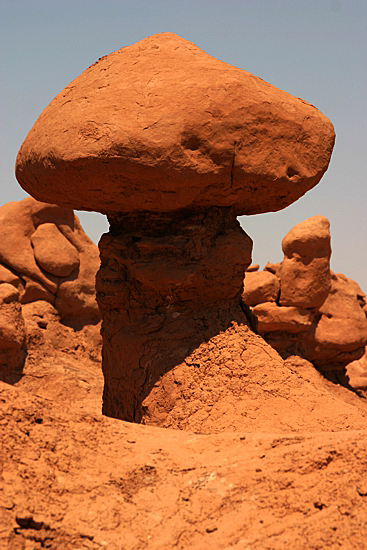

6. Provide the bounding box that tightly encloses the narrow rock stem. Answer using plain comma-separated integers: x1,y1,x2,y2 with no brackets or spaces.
96,207,252,421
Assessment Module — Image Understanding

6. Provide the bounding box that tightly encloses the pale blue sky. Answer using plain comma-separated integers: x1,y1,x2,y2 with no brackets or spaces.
1,0,366,290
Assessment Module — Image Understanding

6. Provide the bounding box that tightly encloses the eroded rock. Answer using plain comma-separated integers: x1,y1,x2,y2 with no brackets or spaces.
15,33,334,423
279,216,332,308
242,270,279,306
31,222,80,277
0,197,100,326
303,273,367,368
252,302,314,333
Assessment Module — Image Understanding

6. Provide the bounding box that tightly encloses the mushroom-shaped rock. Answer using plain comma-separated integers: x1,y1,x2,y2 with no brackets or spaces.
16,33,335,215
15,34,335,423
279,216,332,308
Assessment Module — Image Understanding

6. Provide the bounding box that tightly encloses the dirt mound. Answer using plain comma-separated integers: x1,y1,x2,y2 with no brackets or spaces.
2,381,367,550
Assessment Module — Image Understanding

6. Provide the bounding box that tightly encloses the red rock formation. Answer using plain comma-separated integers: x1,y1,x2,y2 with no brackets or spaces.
0,198,100,327
242,270,280,306
242,217,367,379
279,215,332,308
15,33,335,422
0,198,101,381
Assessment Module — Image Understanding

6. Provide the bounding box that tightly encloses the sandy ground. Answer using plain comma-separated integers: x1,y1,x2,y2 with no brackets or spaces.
1,322,367,549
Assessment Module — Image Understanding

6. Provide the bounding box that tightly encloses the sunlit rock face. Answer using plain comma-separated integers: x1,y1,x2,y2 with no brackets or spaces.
15,33,335,422
242,218,367,378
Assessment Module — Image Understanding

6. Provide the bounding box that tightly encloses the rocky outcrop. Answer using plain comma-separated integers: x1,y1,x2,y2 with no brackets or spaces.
0,198,101,379
279,216,332,308
15,33,335,424
242,217,367,379
97,208,253,422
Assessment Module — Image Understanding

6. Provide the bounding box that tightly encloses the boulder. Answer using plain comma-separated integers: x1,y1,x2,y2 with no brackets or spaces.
279,215,331,308
242,270,279,306
16,33,335,216
31,222,80,277
346,347,367,390
246,264,260,272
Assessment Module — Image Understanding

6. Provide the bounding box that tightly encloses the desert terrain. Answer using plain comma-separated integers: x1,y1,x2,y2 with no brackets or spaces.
1,33,367,549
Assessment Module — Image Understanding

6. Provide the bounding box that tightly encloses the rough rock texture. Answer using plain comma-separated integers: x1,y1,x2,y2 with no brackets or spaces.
242,270,280,306
0,197,100,326
252,302,314,333
279,215,332,308
242,217,367,379
2,373,367,549
303,273,367,368
16,33,335,215
0,198,101,382
97,208,253,422
346,347,367,390
15,33,336,424
0,284,26,375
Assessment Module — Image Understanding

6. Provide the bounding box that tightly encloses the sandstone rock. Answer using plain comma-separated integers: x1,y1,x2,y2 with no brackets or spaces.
246,264,259,272
0,298,26,378
0,283,20,304
0,264,23,292
21,275,55,305
15,34,335,423
264,261,282,275
31,222,80,277
2,382,367,550
16,34,335,215
303,273,367,368
252,301,314,333
346,347,367,390
279,215,332,308
242,270,279,306
97,210,253,421
0,198,100,326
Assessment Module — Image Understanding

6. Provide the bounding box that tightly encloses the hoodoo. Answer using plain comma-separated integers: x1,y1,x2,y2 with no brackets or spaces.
16,33,335,423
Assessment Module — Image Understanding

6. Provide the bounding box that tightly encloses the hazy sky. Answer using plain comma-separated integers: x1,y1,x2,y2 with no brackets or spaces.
1,0,366,290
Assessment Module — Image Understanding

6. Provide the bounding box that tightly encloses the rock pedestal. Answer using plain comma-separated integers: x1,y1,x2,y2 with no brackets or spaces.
97,208,252,421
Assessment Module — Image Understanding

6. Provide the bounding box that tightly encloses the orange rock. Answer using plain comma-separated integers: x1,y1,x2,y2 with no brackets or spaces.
279,215,331,308
0,265,23,292
16,33,334,215
264,261,282,275
303,273,367,367
31,223,80,277
346,347,367,390
252,301,314,333
242,270,279,306
14,34,335,422
246,264,260,272
0,286,26,375
0,198,100,326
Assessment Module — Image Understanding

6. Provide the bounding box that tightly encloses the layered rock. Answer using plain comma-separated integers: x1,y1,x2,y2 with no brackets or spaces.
15,33,335,423
242,217,367,379
97,208,253,421
0,198,100,378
